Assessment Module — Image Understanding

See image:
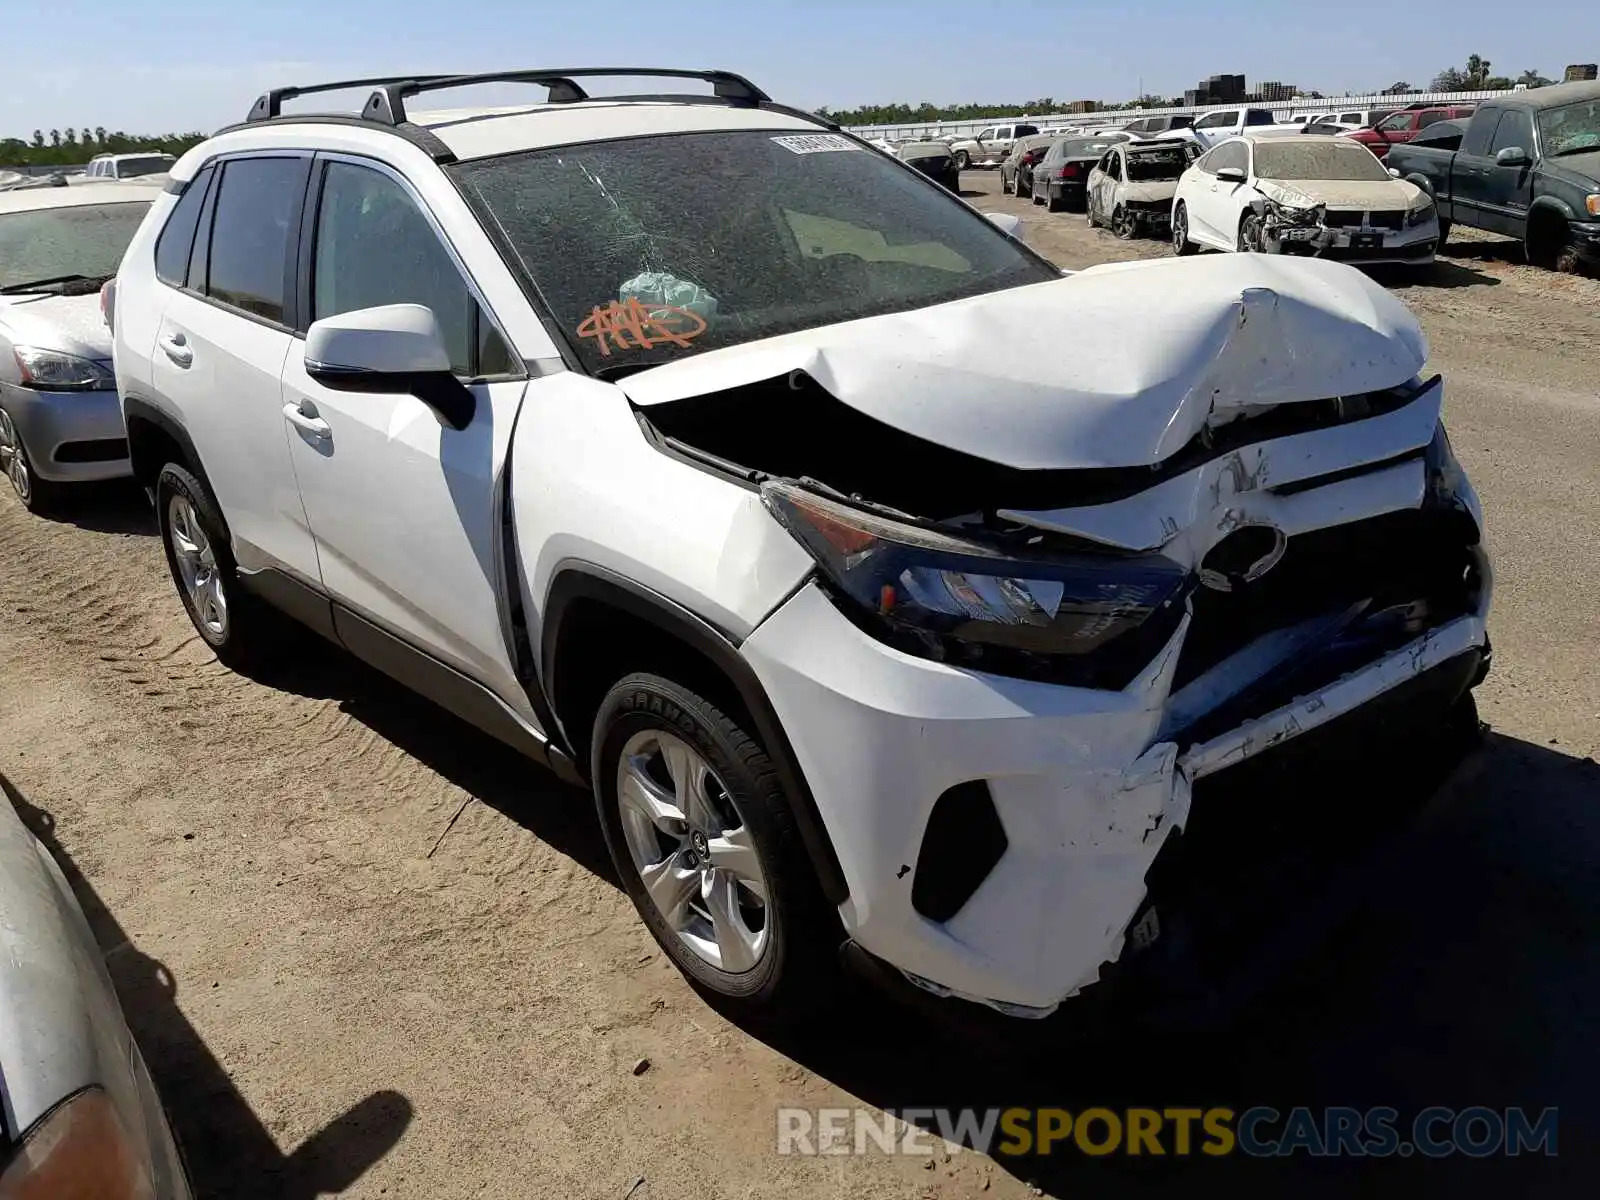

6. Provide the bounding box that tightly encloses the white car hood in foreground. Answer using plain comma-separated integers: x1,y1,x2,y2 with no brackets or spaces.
623,254,1427,470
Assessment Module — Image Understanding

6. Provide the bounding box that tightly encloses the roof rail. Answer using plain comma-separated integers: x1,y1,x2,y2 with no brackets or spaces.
357,67,771,126
246,74,458,122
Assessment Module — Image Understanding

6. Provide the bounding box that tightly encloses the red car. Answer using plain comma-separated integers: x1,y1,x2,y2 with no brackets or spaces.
1340,104,1478,159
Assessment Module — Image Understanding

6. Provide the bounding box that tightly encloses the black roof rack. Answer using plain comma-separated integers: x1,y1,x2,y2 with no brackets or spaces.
357,67,771,126
246,74,458,122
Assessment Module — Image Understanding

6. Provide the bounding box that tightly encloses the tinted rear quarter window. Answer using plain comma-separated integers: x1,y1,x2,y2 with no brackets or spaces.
154,164,214,287
205,157,308,324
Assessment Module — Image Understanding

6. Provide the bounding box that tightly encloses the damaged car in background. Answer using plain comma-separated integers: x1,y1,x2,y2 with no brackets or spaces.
1172,132,1439,265
894,139,961,191
1087,138,1198,238
114,70,1491,1027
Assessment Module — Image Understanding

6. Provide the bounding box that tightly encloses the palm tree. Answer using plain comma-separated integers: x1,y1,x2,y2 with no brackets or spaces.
1465,55,1491,88
30,130,43,148
48,129,60,147
1517,70,1549,88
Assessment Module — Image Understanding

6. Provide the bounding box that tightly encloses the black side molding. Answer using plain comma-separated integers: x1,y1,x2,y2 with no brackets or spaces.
542,564,849,905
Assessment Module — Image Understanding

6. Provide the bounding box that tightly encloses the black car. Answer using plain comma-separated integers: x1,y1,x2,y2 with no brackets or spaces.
896,141,960,192
1032,134,1132,211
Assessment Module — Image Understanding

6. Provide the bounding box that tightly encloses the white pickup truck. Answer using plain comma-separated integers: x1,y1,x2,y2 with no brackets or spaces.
1186,106,1301,150
948,121,1040,169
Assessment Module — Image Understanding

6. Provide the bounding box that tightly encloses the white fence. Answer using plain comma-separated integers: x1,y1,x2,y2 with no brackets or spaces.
843,89,1515,140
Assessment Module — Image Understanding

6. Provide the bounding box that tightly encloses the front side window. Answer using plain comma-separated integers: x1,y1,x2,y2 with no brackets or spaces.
0,201,151,292
1195,112,1233,130
311,161,508,377
204,157,308,323
1489,110,1534,156
453,129,1055,376
114,155,174,179
1377,112,1416,133
1205,141,1249,175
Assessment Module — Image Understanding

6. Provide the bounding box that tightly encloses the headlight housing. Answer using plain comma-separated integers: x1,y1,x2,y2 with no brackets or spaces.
1586,193,1600,217
12,347,114,391
0,1087,156,1200
761,481,1191,689
1407,197,1437,227
1265,199,1322,225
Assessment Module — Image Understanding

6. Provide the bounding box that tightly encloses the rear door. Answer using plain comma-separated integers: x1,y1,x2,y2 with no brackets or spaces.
149,152,322,583
1451,106,1504,228
280,154,531,709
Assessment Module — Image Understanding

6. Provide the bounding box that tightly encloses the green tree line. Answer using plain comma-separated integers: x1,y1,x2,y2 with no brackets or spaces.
0,128,208,168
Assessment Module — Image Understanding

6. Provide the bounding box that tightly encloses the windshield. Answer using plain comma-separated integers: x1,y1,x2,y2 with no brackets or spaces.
0,201,149,290
452,129,1055,375
1539,101,1600,155
1253,141,1390,181
114,155,173,178
1125,146,1189,181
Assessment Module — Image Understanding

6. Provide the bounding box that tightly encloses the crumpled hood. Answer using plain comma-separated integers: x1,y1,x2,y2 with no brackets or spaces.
0,293,111,360
623,254,1427,470
1257,176,1421,211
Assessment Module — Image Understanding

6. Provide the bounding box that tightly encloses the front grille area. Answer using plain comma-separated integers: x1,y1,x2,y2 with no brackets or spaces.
1169,506,1481,744
1322,209,1405,229
53,438,128,463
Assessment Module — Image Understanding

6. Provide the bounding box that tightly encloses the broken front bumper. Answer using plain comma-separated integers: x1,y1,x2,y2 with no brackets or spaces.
741,574,1490,1017
1264,218,1438,264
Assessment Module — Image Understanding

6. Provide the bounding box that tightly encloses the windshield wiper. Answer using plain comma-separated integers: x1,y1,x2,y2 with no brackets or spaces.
0,273,96,295
1548,144,1600,158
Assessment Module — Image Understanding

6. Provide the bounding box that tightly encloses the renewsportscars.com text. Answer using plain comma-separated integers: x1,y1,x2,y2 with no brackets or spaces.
776,1106,1558,1158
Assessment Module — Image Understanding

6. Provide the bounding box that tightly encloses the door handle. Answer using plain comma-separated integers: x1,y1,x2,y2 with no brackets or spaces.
160,332,192,368
282,401,331,441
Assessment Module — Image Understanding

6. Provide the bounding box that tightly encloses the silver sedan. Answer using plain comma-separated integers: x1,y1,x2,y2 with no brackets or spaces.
0,184,154,512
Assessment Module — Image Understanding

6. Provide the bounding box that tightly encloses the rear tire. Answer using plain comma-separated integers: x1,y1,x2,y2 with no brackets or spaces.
1046,192,1065,213
155,463,291,672
592,673,839,1019
953,149,970,171
1172,202,1198,256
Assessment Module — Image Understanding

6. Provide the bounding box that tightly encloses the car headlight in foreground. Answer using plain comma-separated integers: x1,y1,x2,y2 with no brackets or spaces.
761,481,1190,689
12,347,115,391
0,1087,156,1200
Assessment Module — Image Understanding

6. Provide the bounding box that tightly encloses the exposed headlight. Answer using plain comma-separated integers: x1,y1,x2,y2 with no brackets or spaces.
1406,197,1437,227
12,346,114,391
761,481,1190,689
0,1087,156,1200
1265,199,1321,225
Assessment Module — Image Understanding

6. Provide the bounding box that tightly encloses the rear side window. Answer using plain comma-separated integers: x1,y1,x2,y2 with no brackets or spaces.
154,165,214,287
1016,124,1039,136
1245,110,1275,127
1461,109,1499,157
205,157,308,324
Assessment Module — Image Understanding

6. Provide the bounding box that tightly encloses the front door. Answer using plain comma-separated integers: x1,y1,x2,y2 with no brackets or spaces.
281,156,532,713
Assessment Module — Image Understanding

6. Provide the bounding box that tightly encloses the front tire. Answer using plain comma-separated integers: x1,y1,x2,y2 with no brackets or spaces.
155,463,287,671
0,407,62,514
953,149,970,171
592,673,837,1017
1172,202,1198,256
1112,206,1137,240
1238,211,1266,253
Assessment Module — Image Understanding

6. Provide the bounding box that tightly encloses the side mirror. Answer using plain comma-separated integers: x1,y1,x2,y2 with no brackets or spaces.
1389,167,1402,178
986,211,1026,242
1495,146,1531,167
1216,166,1247,183
304,304,475,431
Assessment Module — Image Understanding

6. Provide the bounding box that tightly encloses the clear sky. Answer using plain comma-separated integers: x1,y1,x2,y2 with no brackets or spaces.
2,0,1585,136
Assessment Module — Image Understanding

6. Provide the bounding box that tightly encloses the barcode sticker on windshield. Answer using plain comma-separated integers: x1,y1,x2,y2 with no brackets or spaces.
771,134,858,155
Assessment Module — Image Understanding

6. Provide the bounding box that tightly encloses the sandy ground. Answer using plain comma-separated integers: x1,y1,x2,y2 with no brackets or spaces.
1,169,1597,1198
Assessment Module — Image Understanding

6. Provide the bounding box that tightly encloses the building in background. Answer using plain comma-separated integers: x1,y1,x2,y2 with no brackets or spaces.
1565,64,1598,82
1185,73,1247,107
1256,80,1298,102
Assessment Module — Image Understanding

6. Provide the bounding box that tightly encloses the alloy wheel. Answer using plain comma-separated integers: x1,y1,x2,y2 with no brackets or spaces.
1172,208,1188,253
616,729,770,973
0,409,30,503
167,494,228,640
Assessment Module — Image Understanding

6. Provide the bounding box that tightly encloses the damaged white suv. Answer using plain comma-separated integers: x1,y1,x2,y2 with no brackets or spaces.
109,69,1491,1020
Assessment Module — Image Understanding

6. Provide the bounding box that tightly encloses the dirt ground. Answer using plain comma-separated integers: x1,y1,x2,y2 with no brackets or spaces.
2,168,1597,1198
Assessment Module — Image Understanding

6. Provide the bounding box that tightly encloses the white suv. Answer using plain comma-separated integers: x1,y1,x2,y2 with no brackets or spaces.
109,68,1492,1020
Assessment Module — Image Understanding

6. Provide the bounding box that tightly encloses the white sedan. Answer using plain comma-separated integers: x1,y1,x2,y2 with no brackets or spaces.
1170,133,1440,266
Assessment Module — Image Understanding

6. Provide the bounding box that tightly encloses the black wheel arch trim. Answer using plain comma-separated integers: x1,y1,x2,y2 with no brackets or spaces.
123,396,217,499
541,562,849,905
